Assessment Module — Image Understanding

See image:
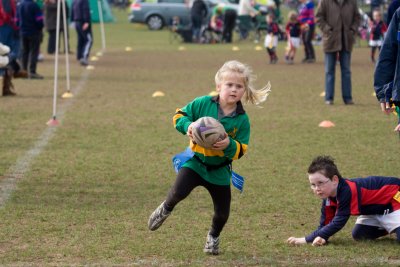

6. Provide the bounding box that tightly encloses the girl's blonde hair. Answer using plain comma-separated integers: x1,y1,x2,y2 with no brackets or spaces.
215,60,271,105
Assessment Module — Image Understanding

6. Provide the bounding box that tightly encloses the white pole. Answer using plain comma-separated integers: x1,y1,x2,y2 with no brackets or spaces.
61,0,71,93
51,0,62,120
97,0,106,51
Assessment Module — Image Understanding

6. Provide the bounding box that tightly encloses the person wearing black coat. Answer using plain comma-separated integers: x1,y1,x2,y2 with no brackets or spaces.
191,0,208,43
44,0,70,54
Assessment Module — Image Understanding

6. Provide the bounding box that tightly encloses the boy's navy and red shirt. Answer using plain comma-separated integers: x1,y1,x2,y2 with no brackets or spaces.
306,176,400,243
286,21,301,38
369,20,387,40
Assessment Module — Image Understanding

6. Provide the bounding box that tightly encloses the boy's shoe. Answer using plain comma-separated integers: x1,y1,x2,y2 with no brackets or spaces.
0,55,9,67
325,100,334,105
344,100,354,105
0,43,10,55
203,232,219,255
148,201,171,231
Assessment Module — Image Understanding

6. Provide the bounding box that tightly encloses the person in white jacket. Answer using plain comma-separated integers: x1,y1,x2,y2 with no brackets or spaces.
237,0,258,39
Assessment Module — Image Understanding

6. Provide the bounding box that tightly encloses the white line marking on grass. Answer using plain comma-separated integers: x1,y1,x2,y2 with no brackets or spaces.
0,70,91,208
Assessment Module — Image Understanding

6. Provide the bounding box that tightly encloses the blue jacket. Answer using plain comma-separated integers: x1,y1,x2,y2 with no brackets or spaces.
374,9,400,103
305,176,400,243
17,0,43,36
71,0,91,23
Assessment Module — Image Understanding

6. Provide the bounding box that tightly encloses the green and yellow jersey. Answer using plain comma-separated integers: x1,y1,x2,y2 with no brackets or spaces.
173,95,250,186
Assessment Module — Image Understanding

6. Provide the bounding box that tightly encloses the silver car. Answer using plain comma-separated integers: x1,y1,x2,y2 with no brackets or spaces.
129,0,238,30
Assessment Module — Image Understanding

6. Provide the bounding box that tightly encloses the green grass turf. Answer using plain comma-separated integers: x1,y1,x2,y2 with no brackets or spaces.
0,8,399,266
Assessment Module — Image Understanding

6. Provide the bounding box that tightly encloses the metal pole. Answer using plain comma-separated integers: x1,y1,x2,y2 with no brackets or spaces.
97,0,106,51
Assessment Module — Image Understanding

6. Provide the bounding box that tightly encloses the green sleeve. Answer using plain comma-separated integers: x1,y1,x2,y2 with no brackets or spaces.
223,115,250,160
173,98,200,135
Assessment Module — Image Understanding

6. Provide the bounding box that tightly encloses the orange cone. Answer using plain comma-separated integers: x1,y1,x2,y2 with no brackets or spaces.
318,120,335,128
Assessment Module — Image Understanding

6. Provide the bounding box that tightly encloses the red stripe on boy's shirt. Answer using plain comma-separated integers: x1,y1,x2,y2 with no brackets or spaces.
324,200,337,225
360,185,400,205
345,180,360,215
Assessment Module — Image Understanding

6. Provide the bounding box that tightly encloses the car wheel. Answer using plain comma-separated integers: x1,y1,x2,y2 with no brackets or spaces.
147,15,164,30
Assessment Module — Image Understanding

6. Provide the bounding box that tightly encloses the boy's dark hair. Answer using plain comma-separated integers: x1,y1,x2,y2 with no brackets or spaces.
308,156,342,180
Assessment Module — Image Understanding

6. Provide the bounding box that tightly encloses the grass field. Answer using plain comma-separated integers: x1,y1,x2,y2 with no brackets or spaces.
0,8,399,266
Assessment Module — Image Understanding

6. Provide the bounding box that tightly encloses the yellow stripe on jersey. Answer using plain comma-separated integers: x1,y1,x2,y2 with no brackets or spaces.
173,109,185,127
232,142,248,160
190,141,224,157
232,140,241,160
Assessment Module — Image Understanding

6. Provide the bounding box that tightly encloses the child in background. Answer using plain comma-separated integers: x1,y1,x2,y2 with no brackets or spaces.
148,60,271,255
287,156,400,246
369,9,387,63
285,11,301,64
264,13,280,64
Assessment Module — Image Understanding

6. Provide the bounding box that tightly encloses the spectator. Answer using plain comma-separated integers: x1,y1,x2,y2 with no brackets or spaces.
315,0,360,105
298,0,316,63
44,0,70,54
17,0,44,79
190,0,207,43
238,0,258,40
71,0,92,66
373,8,400,132
211,5,237,43
1,0,30,96
386,0,400,25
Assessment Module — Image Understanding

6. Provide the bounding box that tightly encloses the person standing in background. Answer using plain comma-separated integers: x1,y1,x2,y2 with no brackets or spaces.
44,0,70,54
386,0,400,25
190,0,207,43
315,0,360,105
17,0,44,79
298,0,315,63
71,0,92,66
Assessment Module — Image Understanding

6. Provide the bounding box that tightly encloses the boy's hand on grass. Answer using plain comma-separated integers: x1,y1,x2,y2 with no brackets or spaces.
394,124,400,132
212,133,229,150
287,237,306,245
312,236,326,246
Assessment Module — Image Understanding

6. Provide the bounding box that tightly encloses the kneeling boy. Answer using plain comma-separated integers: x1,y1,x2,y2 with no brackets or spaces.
287,156,400,246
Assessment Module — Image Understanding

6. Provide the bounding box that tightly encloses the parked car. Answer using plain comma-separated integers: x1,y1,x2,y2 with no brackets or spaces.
129,0,238,30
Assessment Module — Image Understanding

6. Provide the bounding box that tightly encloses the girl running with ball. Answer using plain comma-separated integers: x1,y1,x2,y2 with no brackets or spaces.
147,60,270,255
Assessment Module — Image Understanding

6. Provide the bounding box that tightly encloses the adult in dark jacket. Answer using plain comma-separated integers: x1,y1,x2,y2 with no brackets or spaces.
374,8,400,132
17,0,44,79
44,0,70,54
71,0,92,66
386,0,400,25
315,0,360,105
191,0,207,43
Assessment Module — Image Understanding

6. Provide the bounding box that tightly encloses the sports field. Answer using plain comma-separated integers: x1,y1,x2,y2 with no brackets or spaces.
0,8,399,266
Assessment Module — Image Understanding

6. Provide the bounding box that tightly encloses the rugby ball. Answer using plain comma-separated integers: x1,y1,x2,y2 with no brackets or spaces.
191,117,226,149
